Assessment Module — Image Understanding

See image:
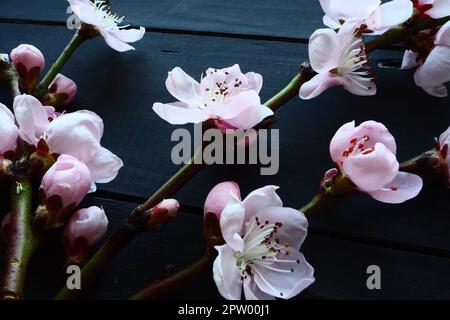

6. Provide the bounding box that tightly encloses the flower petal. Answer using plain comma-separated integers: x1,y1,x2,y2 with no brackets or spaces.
223,104,274,130
427,0,450,19
414,45,450,98
253,252,315,299
111,27,145,43
299,72,343,100
242,186,283,223
342,75,377,96
166,67,201,105
13,94,49,145
68,0,100,26
210,90,261,120
243,277,275,300
152,102,209,125
86,147,123,184
204,181,241,218
213,244,242,300
369,172,423,203
101,30,136,52
439,126,450,147
0,103,18,154
308,28,340,73
370,0,413,32
343,142,399,192
401,50,420,69
220,193,246,252
244,72,263,93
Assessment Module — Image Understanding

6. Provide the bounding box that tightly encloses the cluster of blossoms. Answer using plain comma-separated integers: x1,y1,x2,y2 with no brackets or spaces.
0,43,124,260
300,0,450,98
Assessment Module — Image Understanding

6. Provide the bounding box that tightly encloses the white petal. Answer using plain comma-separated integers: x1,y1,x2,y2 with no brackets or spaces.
166,67,201,105
401,50,420,69
308,28,340,73
242,186,283,222
87,147,123,184
152,102,209,125
299,72,343,100
213,245,242,300
220,193,246,252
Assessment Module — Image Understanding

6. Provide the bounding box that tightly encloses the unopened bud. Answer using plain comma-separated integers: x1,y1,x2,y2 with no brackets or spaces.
41,74,77,107
146,199,180,230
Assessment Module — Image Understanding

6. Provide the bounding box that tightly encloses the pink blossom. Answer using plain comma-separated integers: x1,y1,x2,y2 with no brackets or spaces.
63,206,108,259
0,103,19,156
213,184,314,300
300,21,376,99
153,65,273,130
401,21,450,97
47,74,78,106
413,0,450,19
13,94,123,190
10,44,45,73
320,0,413,35
68,0,145,52
204,181,241,219
330,120,423,203
439,126,450,180
40,154,92,207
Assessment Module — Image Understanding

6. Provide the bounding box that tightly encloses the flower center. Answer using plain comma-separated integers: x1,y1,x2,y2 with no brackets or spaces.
93,0,129,31
201,69,244,109
330,36,374,91
234,216,297,281
342,136,373,159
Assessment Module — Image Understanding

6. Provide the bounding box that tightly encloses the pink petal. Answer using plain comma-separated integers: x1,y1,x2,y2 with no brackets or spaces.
112,27,145,43
329,120,356,164
86,147,124,184
369,172,423,204
223,104,274,130
213,244,242,300
0,103,19,154
210,90,262,120
220,193,246,252
299,72,343,100
244,72,263,93
401,50,420,69
342,76,377,96
152,102,209,125
343,142,399,192
64,206,108,248
13,94,49,145
166,67,201,105
414,45,450,97
308,28,340,73
439,126,450,147
204,181,241,219
253,252,315,299
243,278,275,300
435,21,450,46
369,0,413,32
242,186,283,223
320,0,381,27
427,0,450,19
101,30,136,52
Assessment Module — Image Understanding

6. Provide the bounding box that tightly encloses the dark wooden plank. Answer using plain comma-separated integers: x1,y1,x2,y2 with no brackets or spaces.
0,0,322,40
0,24,449,254
5,197,450,300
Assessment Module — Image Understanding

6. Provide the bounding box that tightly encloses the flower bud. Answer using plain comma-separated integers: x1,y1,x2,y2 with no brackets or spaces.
34,154,92,230
10,44,45,92
63,206,108,264
146,199,180,230
203,181,240,219
42,74,77,107
28,138,56,175
0,103,19,156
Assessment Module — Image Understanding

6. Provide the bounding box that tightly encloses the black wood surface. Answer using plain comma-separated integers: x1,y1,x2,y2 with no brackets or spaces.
0,0,323,40
0,0,449,300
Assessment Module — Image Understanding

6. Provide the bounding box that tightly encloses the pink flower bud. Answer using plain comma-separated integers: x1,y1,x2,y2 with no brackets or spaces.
10,44,45,72
44,74,78,106
203,181,241,218
40,154,92,208
152,199,180,218
147,199,180,230
63,206,108,264
0,103,19,156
